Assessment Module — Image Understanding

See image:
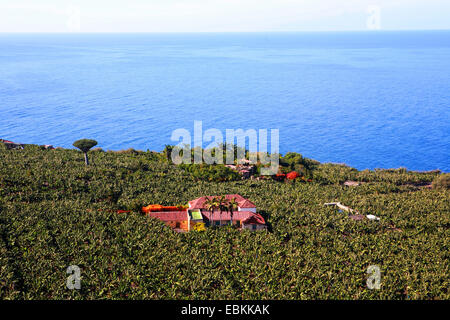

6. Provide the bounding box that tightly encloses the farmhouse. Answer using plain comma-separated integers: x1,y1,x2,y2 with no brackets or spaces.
188,194,266,230
144,194,267,232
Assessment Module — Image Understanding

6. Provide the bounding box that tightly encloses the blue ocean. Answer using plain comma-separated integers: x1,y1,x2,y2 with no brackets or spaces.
0,31,449,171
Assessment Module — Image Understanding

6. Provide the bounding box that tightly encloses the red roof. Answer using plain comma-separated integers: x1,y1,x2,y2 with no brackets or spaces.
147,211,187,222
189,194,256,209
242,214,266,225
202,211,265,225
148,209,265,225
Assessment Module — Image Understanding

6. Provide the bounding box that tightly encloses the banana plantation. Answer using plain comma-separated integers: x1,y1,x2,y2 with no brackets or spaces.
0,144,448,299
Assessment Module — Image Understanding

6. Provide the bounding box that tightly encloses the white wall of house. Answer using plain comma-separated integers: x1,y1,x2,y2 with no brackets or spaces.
238,207,256,213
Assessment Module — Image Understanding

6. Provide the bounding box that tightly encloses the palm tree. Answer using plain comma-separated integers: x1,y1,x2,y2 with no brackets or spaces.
217,195,227,226
227,197,239,227
204,196,218,227
163,145,174,162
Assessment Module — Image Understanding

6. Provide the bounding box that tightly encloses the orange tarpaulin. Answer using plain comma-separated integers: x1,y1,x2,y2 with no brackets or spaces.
286,171,300,180
142,205,187,213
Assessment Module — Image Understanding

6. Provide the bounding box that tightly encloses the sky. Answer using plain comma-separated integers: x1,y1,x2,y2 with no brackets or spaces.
0,0,449,33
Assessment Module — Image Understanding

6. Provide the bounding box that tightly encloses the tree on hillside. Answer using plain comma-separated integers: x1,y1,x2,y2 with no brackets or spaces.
163,145,174,162
217,195,228,226
73,139,98,166
227,197,239,227
204,196,219,227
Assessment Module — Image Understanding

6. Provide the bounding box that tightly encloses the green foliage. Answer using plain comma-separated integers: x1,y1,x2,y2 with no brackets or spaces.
312,165,440,186
163,145,175,161
73,139,98,153
312,163,358,184
280,152,320,175
72,139,98,166
0,146,448,299
179,163,240,182
173,148,322,181
432,173,450,190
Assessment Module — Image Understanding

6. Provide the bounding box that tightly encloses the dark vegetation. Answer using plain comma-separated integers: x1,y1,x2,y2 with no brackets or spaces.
167,144,320,181
178,163,240,182
0,144,448,299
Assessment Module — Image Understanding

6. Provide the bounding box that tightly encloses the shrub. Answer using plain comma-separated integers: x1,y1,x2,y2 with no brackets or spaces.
432,173,450,190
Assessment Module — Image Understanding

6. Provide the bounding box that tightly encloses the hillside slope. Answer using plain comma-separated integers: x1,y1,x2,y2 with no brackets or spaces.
0,145,448,299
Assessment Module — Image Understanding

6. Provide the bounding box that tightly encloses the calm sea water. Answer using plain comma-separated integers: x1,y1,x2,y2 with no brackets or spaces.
0,31,449,171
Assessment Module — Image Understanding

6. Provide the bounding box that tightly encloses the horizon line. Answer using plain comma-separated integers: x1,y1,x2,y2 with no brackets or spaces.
1,29,450,35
